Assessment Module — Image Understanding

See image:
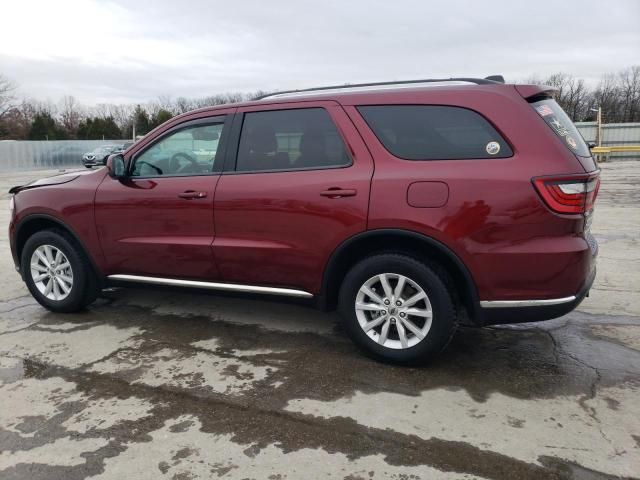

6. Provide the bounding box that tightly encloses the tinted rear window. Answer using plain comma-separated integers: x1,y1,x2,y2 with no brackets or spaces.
531,99,591,157
357,105,512,160
236,108,350,172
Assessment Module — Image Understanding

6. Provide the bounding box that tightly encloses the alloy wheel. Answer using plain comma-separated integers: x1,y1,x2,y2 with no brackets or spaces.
355,273,433,349
30,245,74,301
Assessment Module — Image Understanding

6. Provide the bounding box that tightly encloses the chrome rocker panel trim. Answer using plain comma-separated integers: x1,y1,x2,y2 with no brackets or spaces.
107,274,314,298
479,296,576,309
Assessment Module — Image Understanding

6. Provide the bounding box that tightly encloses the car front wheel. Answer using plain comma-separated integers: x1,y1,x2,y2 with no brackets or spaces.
21,230,99,312
338,254,457,364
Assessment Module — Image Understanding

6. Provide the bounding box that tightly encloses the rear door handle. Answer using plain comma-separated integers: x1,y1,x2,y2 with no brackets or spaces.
320,188,357,198
178,190,207,199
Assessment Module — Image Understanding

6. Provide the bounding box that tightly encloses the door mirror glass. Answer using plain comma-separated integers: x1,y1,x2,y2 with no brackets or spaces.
106,154,127,179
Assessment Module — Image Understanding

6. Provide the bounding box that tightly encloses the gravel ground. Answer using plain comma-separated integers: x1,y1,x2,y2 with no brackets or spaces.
0,161,638,480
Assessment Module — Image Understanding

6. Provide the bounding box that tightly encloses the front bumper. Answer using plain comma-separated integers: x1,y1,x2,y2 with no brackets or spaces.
8,215,20,273
477,266,596,326
82,157,106,167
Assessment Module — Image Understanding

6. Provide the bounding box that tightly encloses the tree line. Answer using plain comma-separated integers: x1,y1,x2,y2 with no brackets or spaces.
1,66,639,141
0,85,266,141
523,66,640,124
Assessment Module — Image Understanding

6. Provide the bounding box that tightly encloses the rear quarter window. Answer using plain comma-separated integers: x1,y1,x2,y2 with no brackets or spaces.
531,99,591,157
357,105,512,160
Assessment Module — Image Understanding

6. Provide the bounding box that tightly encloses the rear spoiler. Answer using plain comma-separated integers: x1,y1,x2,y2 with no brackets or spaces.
515,84,556,101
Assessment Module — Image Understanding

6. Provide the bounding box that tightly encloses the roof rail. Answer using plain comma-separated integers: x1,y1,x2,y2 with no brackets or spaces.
256,76,505,100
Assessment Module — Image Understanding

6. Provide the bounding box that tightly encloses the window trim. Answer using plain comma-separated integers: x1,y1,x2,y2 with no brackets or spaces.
223,107,353,175
356,104,514,161
129,115,232,178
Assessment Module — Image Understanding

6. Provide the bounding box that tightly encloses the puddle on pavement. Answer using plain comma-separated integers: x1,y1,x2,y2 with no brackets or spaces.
1,290,639,480
2,291,640,406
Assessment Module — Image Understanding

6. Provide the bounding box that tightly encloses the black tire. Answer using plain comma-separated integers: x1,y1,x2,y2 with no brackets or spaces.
21,229,99,313
338,253,457,365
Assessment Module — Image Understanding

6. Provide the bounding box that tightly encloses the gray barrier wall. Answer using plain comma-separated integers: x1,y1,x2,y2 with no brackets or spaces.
0,140,123,172
1,123,639,173
575,122,640,160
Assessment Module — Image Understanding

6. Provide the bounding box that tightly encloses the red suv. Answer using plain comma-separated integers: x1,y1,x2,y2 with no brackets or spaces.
8,77,599,363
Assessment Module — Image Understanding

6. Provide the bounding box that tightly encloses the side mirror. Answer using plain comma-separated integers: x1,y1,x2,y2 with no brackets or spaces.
587,141,597,150
106,154,127,179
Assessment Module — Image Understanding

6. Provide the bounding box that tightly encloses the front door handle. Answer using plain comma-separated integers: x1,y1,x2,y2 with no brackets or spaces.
178,190,207,199
320,188,357,199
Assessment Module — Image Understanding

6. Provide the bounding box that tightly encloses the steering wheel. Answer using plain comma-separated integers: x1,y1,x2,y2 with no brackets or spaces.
169,152,200,174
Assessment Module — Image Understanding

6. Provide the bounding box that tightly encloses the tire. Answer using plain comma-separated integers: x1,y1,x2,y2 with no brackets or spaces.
338,253,457,365
21,229,99,313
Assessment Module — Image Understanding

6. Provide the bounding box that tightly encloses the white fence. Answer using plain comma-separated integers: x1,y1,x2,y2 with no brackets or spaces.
0,140,123,172
576,122,640,160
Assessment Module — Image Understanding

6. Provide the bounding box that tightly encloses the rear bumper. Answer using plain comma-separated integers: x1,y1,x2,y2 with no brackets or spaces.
477,266,596,326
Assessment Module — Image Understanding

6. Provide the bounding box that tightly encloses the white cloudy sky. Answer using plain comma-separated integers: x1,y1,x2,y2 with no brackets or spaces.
1,0,639,104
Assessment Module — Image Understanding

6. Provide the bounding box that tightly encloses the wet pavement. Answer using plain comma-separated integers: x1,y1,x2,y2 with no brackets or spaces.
0,162,639,479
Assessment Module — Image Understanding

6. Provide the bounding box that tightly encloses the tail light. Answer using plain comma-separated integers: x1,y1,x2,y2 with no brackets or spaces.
533,172,600,214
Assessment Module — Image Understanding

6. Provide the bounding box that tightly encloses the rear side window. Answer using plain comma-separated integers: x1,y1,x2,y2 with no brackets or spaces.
236,108,350,172
358,105,512,160
531,99,591,157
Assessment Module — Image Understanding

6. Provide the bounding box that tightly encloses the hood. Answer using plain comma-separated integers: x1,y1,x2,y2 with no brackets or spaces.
8,169,96,194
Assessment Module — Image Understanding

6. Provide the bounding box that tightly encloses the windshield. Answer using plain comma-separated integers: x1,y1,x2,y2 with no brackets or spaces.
531,99,591,157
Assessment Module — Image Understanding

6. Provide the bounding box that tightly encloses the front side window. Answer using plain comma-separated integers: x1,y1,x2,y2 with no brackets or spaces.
132,121,224,177
236,108,350,172
358,105,512,160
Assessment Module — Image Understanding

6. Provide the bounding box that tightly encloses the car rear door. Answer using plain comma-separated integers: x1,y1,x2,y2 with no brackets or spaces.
95,111,234,279
212,100,374,294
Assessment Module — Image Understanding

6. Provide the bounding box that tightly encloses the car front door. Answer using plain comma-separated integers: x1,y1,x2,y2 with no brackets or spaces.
95,112,233,279
213,101,374,294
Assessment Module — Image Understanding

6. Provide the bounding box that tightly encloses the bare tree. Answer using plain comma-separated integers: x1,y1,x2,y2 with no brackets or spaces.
618,66,640,122
0,74,17,121
174,96,195,114
591,73,621,122
90,103,112,119
155,94,175,115
110,104,134,132
59,95,84,137
565,77,589,121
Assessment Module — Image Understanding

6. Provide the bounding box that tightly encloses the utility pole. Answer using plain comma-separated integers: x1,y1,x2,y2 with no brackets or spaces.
597,106,602,147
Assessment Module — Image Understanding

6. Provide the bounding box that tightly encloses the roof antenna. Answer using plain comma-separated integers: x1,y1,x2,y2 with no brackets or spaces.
485,75,505,83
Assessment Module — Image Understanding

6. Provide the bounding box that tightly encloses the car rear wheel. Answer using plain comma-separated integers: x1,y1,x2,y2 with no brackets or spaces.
21,230,99,312
338,253,457,364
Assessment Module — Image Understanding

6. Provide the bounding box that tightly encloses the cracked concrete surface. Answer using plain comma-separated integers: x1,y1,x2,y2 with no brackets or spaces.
0,162,639,479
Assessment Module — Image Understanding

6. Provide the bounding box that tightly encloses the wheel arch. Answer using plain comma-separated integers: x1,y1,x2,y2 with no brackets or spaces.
14,214,103,281
320,229,480,322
